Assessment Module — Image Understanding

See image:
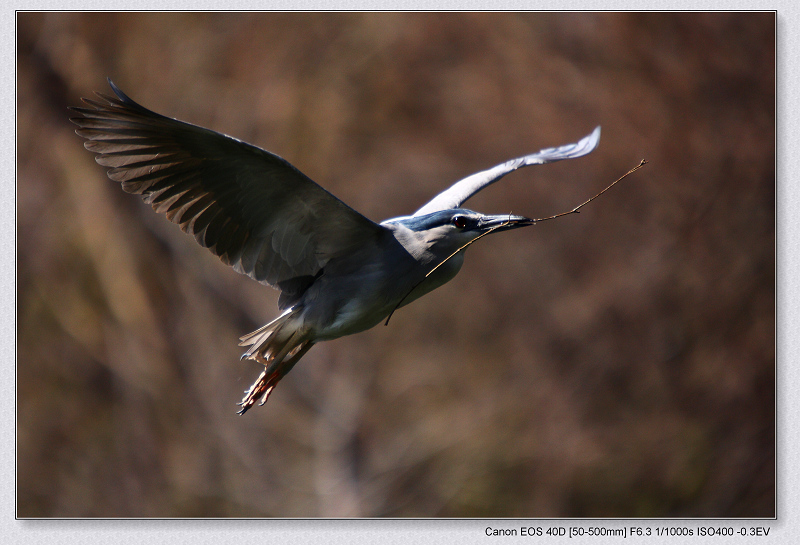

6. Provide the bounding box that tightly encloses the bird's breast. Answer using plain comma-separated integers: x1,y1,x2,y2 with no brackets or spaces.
302,250,464,341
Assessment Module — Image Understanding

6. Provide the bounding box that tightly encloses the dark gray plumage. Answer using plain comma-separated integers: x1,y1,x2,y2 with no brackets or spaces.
70,80,600,413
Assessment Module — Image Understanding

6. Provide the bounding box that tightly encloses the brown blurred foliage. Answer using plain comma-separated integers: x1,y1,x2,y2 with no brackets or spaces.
16,12,774,517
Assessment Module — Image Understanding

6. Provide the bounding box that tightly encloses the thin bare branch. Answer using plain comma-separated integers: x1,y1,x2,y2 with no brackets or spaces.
384,218,513,326
384,159,647,326
529,159,647,224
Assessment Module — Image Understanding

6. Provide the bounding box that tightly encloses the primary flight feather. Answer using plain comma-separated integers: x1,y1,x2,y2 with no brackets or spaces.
70,79,600,413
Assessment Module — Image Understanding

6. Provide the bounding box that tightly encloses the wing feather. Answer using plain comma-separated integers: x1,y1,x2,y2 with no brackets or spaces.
70,80,387,300
413,126,601,216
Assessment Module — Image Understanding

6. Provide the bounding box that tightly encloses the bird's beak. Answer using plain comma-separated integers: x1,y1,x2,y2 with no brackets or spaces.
478,214,534,232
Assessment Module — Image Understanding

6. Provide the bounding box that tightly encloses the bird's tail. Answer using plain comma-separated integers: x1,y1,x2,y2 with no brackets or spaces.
237,307,314,414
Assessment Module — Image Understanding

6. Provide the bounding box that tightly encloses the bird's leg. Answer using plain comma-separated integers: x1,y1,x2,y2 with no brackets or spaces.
237,339,314,414
238,330,305,413
238,368,271,415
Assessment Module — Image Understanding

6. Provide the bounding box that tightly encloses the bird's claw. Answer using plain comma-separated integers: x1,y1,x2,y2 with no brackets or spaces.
237,369,274,415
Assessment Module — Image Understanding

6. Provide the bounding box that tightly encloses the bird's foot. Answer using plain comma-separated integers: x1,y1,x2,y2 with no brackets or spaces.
237,369,276,415
236,339,314,414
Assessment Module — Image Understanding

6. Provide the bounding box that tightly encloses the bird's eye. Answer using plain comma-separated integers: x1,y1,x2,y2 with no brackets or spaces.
452,216,467,229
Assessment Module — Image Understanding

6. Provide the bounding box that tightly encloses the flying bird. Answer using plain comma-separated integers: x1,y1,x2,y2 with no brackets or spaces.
70,80,600,413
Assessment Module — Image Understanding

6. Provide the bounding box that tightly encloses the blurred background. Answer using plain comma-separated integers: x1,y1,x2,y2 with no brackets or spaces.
16,12,774,518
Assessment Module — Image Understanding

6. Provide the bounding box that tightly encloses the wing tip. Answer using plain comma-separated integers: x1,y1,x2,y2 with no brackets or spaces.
570,125,601,156
106,77,136,106
586,125,601,151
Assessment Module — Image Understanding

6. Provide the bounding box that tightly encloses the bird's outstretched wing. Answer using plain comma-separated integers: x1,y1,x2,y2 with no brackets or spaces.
71,80,387,306
412,126,601,217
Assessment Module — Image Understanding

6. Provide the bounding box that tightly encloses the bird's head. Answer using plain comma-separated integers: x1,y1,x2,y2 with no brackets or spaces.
385,209,533,260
